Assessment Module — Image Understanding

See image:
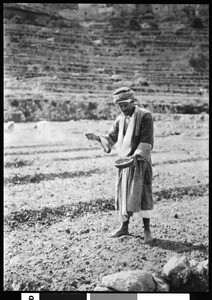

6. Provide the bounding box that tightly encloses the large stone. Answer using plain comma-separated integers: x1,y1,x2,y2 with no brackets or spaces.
152,273,170,291
189,259,198,268
196,260,208,276
93,39,102,45
111,74,123,81
140,23,152,29
93,285,113,291
4,110,26,122
162,256,191,288
101,270,156,292
9,255,22,266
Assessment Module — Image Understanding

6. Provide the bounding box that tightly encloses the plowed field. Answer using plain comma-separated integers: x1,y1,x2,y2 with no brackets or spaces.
4,113,209,291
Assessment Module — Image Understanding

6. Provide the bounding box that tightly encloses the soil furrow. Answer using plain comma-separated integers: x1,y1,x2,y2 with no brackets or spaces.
4,158,208,179
153,157,208,166
4,168,103,185
4,154,115,168
4,143,69,149
154,183,208,201
4,147,100,156
4,183,208,231
4,160,34,168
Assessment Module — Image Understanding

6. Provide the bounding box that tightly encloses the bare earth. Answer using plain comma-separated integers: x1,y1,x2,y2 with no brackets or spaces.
4,113,209,291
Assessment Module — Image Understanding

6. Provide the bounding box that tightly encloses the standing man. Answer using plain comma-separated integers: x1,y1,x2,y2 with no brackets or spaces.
85,87,154,243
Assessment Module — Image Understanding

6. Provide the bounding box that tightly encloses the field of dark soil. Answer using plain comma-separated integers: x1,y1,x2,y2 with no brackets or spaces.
4,114,209,291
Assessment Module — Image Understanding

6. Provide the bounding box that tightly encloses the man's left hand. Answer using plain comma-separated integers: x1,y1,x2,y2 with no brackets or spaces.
131,154,139,168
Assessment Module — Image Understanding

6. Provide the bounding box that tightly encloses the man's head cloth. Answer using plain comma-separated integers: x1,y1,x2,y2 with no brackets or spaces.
113,87,135,104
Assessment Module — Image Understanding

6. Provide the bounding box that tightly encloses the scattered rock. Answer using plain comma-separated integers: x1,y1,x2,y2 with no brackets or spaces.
42,276,52,283
96,68,105,73
80,228,90,234
189,259,198,268
173,24,186,34
20,205,30,211
29,173,42,183
70,280,78,288
93,39,102,45
162,256,191,288
140,23,152,29
171,131,181,135
101,270,156,291
4,110,25,122
111,74,123,81
198,88,207,95
4,121,15,133
152,273,170,291
135,77,149,86
47,37,55,42
10,255,21,266
11,280,24,291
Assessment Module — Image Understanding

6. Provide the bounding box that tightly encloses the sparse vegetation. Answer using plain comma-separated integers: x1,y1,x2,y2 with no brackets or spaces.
108,9,142,31
189,46,208,72
170,44,208,74
191,16,205,29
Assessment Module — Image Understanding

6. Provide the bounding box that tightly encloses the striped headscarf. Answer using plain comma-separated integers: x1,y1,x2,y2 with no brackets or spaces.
113,87,135,104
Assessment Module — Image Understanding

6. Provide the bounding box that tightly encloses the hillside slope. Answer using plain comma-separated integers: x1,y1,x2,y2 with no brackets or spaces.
4,3,209,121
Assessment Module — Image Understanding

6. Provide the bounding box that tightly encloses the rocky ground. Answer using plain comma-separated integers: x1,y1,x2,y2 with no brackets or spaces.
4,113,209,291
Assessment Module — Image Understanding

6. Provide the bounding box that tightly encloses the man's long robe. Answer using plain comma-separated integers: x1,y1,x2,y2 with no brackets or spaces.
100,106,154,221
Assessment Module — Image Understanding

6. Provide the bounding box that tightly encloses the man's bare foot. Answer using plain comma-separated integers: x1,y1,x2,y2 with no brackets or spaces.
144,230,153,243
109,226,129,238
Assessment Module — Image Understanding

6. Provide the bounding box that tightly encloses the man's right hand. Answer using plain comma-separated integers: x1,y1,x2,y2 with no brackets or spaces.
84,132,100,142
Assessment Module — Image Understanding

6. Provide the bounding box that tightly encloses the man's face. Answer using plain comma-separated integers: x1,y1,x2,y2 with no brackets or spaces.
118,101,135,116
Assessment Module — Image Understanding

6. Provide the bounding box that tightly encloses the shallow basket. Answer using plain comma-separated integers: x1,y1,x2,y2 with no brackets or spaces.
114,157,134,169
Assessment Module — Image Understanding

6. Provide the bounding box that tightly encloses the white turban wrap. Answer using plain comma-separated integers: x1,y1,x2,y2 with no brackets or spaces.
113,87,135,104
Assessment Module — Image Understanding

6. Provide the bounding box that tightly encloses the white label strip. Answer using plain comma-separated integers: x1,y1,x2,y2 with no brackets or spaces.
21,293,40,300
137,294,190,300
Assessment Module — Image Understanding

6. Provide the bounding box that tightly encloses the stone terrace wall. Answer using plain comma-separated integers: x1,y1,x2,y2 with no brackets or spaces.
3,4,209,121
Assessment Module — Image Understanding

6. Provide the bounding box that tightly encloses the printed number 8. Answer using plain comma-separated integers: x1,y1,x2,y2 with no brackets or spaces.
29,296,34,300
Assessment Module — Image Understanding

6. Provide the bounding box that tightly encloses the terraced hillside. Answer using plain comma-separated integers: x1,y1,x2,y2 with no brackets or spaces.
4,3,209,121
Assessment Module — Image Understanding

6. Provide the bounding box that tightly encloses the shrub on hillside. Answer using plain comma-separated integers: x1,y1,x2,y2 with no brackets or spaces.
189,46,208,72
126,39,137,48
191,16,204,29
54,19,67,28
148,21,159,29
108,9,142,31
10,15,23,24
171,45,208,73
35,16,52,26
6,98,209,122
10,99,19,107
128,15,141,31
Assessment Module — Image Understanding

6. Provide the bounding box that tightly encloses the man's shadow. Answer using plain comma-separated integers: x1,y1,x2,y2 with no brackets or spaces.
128,234,208,253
